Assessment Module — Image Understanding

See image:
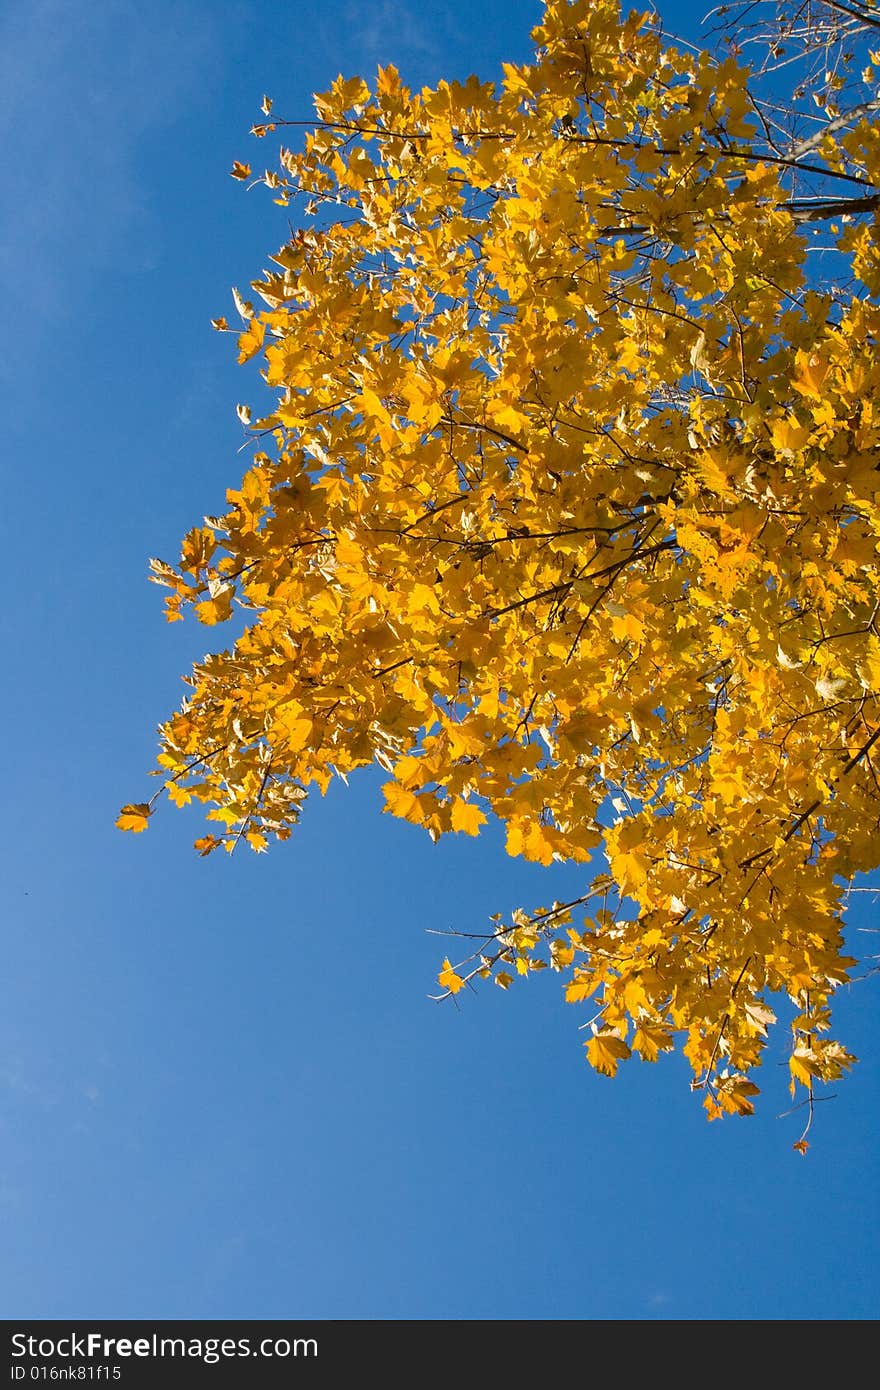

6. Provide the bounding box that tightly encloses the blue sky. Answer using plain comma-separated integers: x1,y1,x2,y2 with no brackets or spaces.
1,0,878,1321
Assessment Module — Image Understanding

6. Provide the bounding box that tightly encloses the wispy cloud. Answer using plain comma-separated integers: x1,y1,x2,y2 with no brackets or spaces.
0,1053,58,1109
340,0,439,66
0,0,216,335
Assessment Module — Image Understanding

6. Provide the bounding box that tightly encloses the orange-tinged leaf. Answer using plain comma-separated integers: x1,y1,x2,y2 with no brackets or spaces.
116,803,152,833
230,161,251,180
194,835,222,856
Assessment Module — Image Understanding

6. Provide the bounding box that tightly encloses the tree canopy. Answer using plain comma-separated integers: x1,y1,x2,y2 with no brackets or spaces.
121,0,880,1140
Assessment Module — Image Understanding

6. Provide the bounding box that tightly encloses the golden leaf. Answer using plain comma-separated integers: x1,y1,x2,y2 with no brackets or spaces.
116,803,152,833
194,835,222,856
632,1023,673,1063
770,416,811,453
195,589,233,625
281,715,313,751
450,799,487,836
237,318,265,364
382,782,425,825
438,958,465,994
585,1032,632,1078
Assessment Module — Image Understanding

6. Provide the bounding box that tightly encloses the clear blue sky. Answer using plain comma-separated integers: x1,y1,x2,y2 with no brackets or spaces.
1,0,877,1321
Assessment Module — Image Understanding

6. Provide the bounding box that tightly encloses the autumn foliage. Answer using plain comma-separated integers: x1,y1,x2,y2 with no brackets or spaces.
121,0,880,1135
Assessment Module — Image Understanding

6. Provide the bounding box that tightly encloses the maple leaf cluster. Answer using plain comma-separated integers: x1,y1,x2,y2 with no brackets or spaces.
124,1,880,1134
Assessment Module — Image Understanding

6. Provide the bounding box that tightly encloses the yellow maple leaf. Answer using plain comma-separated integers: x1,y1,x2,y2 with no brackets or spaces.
194,835,222,856
282,715,313,751
486,401,529,435
585,1032,632,1077
382,782,425,824
438,958,465,994
195,589,233,625
770,416,811,453
450,799,487,836
565,975,595,1003
230,161,251,180
506,819,556,865
165,782,192,808
789,1049,822,1088
334,533,363,567
710,762,748,806
611,847,650,897
617,339,643,372
116,803,152,833
237,317,265,364
632,1022,673,1063
792,351,829,400
610,611,644,644
376,65,400,98
357,385,390,422
716,1076,760,1116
